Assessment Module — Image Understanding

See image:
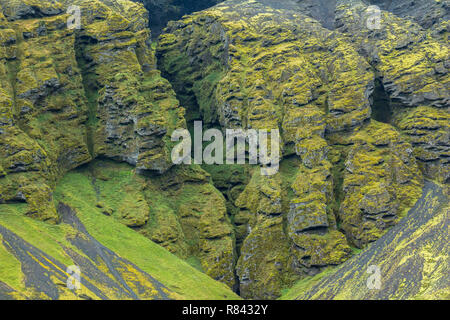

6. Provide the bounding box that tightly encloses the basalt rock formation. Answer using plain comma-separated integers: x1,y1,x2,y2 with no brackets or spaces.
0,0,448,300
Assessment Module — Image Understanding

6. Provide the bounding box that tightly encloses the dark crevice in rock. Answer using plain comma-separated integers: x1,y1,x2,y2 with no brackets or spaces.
5,31,22,129
133,0,224,38
295,226,329,236
202,168,248,295
370,78,392,124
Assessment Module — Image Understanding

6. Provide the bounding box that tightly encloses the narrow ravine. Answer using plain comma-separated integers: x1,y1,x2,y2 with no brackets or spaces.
74,35,99,159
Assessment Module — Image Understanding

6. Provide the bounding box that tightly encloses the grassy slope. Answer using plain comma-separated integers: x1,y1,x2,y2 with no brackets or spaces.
280,267,336,300
0,166,239,300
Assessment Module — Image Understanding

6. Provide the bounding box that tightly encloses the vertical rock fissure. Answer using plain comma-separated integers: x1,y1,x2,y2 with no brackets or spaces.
135,0,224,38
5,30,22,129
74,35,99,159
153,56,245,293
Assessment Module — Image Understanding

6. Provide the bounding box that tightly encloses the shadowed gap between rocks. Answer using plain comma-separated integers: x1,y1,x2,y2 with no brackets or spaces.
370,78,393,124
74,35,99,159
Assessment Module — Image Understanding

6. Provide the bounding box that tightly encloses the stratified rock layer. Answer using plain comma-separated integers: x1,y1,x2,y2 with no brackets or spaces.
334,0,449,183
0,0,184,214
0,0,91,222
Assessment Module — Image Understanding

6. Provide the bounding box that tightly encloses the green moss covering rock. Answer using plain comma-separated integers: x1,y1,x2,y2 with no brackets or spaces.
282,180,449,300
155,0,443,298
0,5,92,222
330,121,424,247
335,0,449,183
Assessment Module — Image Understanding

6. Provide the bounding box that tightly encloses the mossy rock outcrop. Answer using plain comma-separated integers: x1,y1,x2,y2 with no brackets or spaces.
0,0,93,222
282,180,449,300
333,0,449,183
330,121,424,247
367,0,449,39
69,160,237,289
0,0,184,221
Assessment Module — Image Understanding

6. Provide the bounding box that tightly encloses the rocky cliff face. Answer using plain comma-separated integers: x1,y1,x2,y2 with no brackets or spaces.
0,0,183,216
132,0,225,36
0,0,236,291
0,0,448,300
